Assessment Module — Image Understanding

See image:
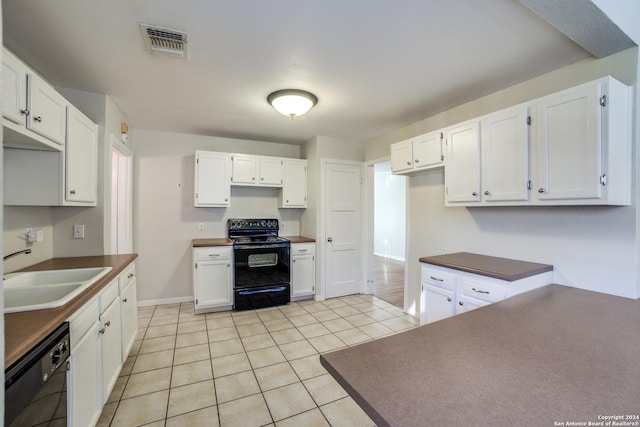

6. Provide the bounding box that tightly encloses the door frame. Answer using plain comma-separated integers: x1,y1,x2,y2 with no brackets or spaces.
364,156,409,313
106,133,133,254
318,158,365,301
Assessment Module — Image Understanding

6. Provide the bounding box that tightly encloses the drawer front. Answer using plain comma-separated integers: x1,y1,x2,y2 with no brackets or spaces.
119,262,136,292
458,276,507,303
68,298,99,343
421,265,456,291
194,246,231,261
99,279,119,314
291,243,315,256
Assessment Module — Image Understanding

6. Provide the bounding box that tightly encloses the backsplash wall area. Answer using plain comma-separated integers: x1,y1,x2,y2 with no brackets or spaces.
3,206,54,273
132,129,303,305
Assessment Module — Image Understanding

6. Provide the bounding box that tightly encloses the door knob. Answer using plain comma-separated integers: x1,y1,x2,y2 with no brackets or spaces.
327,237,333,242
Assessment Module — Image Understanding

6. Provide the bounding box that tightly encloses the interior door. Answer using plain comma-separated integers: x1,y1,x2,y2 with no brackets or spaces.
324,161,362,299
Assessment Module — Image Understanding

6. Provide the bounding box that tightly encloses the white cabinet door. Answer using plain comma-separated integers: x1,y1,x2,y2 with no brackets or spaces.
259,157,283,186
445,121,481,204
100,298,122,405
68,320,101,427
194,248,233,312
232,154,257,184
281,159,307,208
390,140,413,173
535,83,601,201
66,105,98,204
194,151,231,207
2,48,28,125
456,294,491,314
27,73,67,145
120,278,138,362
421,283,456,324
481,105,530,202
413,131,443,170
292,254,315,297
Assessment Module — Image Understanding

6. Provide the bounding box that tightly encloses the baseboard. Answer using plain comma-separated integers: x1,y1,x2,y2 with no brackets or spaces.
137,296,193,307
373,252,405,262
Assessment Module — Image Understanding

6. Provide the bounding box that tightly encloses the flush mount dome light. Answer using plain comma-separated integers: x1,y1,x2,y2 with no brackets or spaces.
267,89,318,119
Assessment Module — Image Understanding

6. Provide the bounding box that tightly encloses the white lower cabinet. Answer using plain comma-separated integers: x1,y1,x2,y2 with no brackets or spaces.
291,243,315,301
193,246,233,313
67,261,137,427
119,264,138,361
420,263,551,325
67,300,101,427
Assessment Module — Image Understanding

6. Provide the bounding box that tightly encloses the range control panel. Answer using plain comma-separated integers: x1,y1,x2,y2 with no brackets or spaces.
228,219,279,231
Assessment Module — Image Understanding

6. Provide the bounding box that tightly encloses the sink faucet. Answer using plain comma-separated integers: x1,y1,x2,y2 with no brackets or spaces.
3,249,32,261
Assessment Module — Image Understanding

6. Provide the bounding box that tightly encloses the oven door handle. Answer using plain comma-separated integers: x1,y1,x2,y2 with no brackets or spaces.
234,244,289,250
238,287,288,295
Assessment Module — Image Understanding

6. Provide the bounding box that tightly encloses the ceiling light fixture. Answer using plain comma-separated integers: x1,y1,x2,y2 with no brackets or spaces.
267,89,318,119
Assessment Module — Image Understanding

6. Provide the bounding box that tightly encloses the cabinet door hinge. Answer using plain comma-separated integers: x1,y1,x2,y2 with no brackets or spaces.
526,116,532,126
441,155,444,162
195,193,198,199
196,157,199,164
196,298,199,305
445,187,448,195
599,95,607,107
440,132,443,139
66,360,71,371
600,174,607,186
527,180,532,190
195,262,198,269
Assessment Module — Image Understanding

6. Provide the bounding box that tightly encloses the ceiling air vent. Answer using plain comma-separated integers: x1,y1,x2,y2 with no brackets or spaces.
139,23,188,58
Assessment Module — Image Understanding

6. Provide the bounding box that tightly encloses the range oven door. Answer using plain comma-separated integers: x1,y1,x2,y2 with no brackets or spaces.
233,243,290,310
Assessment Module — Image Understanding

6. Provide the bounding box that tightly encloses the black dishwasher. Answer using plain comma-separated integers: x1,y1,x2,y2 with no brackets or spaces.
5,322,70,427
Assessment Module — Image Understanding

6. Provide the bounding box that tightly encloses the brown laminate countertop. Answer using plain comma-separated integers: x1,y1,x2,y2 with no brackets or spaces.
192,238,233,247
419,251,553,281
282,236,315,243
321,285,640,427
4,254,138,368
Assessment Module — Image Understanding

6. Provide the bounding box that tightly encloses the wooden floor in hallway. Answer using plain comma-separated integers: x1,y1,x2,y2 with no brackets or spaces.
372,255,405,308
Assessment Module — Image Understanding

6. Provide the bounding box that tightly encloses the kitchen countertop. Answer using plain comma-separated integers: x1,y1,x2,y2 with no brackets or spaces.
419,252,553,281
4,254,138,368
321,284,640,426
282,236,315,243
192,238,233,247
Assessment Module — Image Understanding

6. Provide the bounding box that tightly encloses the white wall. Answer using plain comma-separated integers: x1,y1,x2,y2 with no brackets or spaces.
132,129,303,304
373,162,406,261
364,47,639,315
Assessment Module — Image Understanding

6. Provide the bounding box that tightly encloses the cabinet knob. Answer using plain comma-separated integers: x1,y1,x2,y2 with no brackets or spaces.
128,273,134,279
472,192,478,197
406,161,411,166
252,177,255,181
20,108,30,116
33,116,42,123
123,298,128,303
224,198,228,202
414,159,419,163
446,297,452,302
484,190,490,196
70,190,76,195
105,320,111,327
538,188,545,193
261,177,264,181
293,260,296,263
99,327,106,334
327,237,333,242
286,200,289,203
459,301,464,306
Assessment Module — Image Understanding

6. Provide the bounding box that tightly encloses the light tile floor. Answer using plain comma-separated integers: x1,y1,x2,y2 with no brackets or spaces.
98,294,420,427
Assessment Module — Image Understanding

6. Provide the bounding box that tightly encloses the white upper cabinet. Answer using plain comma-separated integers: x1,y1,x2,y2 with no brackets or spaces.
28,72,68,146
445,120,481,204
259,157,283,186
481,105,530,203
232,154,283,187
533,76,631,205
66,105,98,204
194,151,231,207
2,48,28,126
443,76,631,207
231,154,257,185
280,159,307,208
391,131,443,175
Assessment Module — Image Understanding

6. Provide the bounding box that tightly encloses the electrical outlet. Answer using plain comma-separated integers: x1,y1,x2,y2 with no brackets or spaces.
73,224,85,239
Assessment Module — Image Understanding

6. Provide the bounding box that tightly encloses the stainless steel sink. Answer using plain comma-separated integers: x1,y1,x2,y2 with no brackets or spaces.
3,267,113,313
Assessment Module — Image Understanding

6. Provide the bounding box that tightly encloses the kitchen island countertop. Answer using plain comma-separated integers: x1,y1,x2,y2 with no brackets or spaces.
4,254,138,367
321,284,640,427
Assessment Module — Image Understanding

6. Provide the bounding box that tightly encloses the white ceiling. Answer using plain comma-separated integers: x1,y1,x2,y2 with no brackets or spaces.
2,1,599,145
